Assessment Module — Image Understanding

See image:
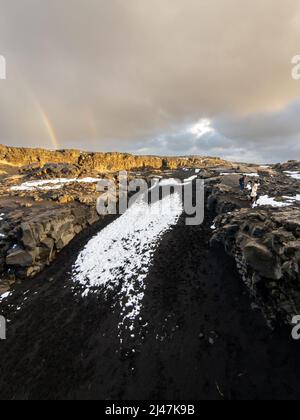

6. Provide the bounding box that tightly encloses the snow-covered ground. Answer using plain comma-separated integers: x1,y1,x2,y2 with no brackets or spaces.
255,195,300,208
11,177,100,191
0,291,10,301
72,192,183,339
220,172,259,177
284,171,300,180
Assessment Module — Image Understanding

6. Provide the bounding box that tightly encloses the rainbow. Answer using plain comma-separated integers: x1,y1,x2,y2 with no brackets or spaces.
38,107,60,150
14,73,61,150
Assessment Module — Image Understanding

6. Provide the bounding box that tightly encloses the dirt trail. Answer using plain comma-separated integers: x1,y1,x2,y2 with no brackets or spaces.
0,196,300,400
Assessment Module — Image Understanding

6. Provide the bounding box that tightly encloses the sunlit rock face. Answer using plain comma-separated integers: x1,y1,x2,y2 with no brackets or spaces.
0,144,227,173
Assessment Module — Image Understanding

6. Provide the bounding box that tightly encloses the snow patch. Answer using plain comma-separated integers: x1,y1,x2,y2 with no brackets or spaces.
72,192,183,336
11,177,100,191
221,172,259,177
0,292,10,302
255,195,300,208
284,171,300,180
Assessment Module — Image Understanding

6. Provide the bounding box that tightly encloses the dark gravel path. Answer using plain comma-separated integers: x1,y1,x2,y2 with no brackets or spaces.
0,203,300,400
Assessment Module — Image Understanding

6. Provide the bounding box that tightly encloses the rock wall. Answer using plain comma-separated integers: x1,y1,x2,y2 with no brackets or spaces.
0,144,227,172
0,203,101,292
208,176,300,326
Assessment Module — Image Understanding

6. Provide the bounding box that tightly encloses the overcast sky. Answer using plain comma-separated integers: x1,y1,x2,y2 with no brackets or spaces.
0,0,300,163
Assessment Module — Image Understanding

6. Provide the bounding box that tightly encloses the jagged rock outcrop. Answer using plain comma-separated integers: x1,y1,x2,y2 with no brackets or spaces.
0,144,227,173
19,163,83,179
274,160,300,172
1,203,101,290
209,167,300,326
211,208,300,325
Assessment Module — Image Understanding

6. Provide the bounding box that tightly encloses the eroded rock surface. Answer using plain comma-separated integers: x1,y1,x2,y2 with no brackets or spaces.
0,144,227,173
0,198,101,292
209,164,300,326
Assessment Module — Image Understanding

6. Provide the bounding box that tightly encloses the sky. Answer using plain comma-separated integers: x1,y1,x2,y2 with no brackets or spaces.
0,0,300,163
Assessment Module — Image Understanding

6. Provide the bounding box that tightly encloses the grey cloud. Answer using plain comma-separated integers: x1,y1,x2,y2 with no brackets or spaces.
214,102,300,143
0,0,300,162
116,101,300,163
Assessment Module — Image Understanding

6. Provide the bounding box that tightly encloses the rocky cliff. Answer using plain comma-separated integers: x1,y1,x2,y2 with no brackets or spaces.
0,144,227,173
207,165,300,326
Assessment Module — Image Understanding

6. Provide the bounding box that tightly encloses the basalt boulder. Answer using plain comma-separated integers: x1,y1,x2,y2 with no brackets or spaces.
243,241,282,280
211,205,300,324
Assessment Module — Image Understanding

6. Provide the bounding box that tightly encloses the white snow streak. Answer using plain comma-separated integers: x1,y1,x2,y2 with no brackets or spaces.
72,193,183,334
11,177,100,191
221,172,259,177
284,171,300,180
0,292,10,302
255,195,300,208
